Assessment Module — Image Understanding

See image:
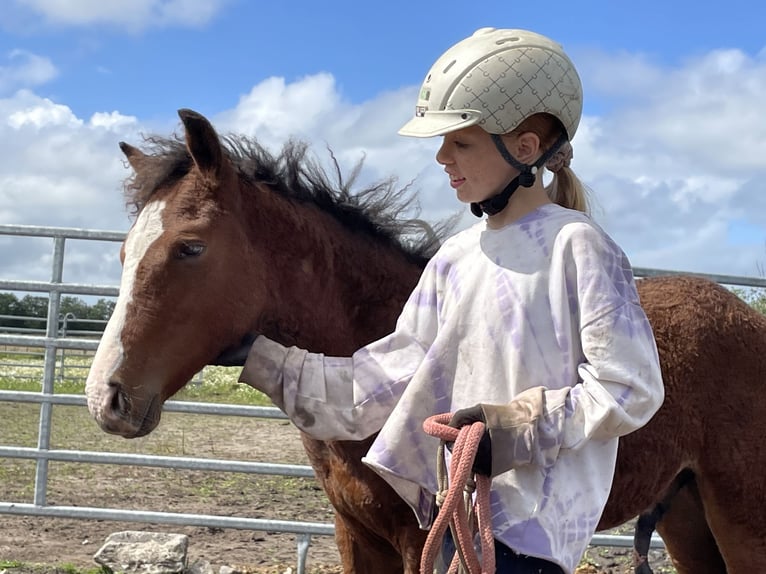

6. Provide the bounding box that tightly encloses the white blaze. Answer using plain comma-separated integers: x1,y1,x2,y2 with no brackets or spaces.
85,200,167,421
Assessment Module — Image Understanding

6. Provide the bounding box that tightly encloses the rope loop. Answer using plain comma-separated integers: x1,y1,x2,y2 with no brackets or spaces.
420,413,496,574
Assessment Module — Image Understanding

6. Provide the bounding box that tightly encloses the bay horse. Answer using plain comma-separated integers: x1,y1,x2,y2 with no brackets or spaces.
86,109,766,573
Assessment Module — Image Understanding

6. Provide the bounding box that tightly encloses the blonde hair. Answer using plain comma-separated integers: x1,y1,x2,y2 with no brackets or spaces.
512,113,589,214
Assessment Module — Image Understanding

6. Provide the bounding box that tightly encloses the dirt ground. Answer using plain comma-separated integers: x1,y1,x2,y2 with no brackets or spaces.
0,414,674,574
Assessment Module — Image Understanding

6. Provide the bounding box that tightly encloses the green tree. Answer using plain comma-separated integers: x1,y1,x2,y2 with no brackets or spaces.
16,295,48,329
0,292,115,333
0,293,19,316
733,287,766,315
88,298,116,321
60,296,91,318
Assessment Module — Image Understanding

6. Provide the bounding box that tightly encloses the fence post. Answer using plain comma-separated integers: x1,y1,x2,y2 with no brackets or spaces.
57,312,75,383
34,236,67,506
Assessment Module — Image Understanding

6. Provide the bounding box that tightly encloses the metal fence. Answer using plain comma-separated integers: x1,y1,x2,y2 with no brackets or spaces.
4,223,765,570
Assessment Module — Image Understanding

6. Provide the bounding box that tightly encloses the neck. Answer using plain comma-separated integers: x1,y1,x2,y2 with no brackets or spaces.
244,196,424,355
486,186,551,229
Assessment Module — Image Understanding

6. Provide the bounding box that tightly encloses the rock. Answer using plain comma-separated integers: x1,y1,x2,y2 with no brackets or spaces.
185,560,214,574
218,567,236,574
94,530,189,574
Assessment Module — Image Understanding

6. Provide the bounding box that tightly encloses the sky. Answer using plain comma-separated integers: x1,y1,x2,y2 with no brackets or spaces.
1,0,766,291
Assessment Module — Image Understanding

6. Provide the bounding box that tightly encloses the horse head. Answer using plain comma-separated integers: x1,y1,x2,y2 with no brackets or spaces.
86,109,267,438
86,108,439,439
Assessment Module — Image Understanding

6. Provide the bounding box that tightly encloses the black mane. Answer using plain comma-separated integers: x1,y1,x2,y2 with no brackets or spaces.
123,133,456,264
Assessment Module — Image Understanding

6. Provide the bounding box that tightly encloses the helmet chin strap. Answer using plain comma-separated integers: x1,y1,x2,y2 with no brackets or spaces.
470,132,568,218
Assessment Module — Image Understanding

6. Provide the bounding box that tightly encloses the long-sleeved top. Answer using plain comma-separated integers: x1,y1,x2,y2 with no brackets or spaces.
239,202,664,574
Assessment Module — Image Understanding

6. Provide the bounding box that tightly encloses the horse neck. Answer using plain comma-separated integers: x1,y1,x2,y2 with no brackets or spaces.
242,192,425,356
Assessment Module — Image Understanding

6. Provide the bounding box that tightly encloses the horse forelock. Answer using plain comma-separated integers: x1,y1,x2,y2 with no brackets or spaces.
122,132,456,265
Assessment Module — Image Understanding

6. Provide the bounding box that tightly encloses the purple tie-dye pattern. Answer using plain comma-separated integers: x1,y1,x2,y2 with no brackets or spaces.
411,284,438,309
535,222,550,257
493,265,559,387
501,515,554,558
373,412,435,486
566,386,582,417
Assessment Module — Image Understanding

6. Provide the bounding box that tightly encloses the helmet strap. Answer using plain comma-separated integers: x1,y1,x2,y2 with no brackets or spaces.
470,133,569,218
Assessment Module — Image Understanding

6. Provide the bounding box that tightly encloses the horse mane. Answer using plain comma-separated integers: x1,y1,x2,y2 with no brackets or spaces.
123,132,458,264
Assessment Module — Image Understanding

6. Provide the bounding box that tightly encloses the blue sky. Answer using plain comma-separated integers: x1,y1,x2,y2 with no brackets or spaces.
1,0,766,286
4,0,764,118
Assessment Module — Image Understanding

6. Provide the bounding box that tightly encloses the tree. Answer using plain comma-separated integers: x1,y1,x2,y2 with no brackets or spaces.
89,298,116,321
732,287,766,315
0,293,19,316
0,292,115,334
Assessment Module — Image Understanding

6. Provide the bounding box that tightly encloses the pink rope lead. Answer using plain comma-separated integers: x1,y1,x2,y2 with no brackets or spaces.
421,413,496,574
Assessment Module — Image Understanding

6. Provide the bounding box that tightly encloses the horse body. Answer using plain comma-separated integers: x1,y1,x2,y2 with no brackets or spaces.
86,109,766,573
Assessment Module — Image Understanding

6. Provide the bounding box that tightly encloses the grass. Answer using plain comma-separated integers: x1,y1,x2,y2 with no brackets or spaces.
0,351,272,406
0,353,332,569
0,349,317,503
0,562,111,574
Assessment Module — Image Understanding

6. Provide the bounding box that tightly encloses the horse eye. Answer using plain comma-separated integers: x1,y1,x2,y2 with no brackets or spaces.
175,242,205,259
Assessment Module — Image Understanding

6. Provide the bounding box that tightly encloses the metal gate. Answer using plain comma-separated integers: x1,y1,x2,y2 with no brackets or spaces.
10,224,764,568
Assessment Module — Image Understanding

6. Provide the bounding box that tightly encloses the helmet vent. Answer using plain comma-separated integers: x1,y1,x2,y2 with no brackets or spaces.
442,60,457,74
496,36,520,44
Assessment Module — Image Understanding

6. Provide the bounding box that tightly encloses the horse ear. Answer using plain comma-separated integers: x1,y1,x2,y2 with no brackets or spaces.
119,142,148,172
178,108,223,176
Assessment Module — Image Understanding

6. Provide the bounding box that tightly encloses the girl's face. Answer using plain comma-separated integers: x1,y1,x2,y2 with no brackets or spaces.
435,125,518,205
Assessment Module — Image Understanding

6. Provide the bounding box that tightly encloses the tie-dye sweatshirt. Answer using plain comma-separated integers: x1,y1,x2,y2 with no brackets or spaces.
239,203,664,573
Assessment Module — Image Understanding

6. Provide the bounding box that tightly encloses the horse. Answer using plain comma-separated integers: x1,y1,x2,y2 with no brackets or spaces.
85,109,766,573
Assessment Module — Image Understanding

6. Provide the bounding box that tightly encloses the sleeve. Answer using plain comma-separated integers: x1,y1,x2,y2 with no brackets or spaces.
509,223,665,468
553,222,665,451
238,258,442,441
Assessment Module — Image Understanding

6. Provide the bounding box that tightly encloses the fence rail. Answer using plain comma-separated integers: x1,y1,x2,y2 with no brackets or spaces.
8,224,764,569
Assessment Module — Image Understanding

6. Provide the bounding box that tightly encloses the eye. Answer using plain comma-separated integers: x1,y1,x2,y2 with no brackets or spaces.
454,141,469,149
174,241,206,259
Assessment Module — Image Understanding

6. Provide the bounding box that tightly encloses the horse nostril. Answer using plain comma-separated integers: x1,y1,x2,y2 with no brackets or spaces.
108,381,129,416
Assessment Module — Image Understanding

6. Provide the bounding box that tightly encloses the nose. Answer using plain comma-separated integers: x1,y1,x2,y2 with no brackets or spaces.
435,140,452,166
96,381,143,437
107,380,130,418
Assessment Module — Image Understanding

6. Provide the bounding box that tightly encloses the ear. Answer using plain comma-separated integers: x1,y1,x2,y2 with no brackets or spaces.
119,141,149,172
177,108,224,176
513,132,542,164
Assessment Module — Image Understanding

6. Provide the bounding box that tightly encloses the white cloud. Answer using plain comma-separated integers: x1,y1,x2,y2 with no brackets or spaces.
2,44,766,288
580,48,766,172
7,95,82,129
90,111,138,130
0,91,142,283
0,50,57,94
216,74,345,145
9,0,229,31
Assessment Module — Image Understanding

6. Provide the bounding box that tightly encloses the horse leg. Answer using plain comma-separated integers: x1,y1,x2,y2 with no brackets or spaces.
334,513,406,574
633,508,661,574
655,476,726,574
632,469,695,574
693,469,766,573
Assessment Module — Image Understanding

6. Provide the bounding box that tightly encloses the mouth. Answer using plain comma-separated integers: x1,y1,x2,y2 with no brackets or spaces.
449,176,465,189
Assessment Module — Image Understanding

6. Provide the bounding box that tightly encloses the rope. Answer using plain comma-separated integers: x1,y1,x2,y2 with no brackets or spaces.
421,413,496,574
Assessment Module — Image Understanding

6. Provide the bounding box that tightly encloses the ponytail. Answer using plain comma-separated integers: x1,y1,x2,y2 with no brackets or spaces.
513,113,590,214
546,166,589,214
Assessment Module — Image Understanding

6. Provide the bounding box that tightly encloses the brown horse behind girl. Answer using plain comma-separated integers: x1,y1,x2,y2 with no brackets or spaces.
86,109,766,573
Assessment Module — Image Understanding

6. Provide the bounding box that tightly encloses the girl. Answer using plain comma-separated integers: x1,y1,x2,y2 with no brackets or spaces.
235,27,664,574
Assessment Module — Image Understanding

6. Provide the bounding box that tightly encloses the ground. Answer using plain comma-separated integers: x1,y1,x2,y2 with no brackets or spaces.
0,403,675,574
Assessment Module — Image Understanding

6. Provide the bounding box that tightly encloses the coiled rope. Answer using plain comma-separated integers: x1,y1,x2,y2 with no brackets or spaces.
420,413,496,574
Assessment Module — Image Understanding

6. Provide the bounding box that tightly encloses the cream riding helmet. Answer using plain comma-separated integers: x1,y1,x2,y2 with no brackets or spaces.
399,27,583,217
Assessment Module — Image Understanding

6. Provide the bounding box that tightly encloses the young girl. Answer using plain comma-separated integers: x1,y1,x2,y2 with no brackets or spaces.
235,27,664,574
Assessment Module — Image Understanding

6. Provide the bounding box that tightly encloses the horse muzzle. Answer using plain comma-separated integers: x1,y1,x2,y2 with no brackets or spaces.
90,381,161,439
